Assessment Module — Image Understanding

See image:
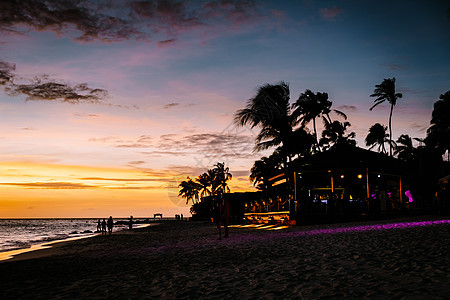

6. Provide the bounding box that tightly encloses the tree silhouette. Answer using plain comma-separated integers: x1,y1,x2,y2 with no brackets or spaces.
292,89,346,152
196,172,212,199
394,134,416,161
250,155,280,191
211,162,233,195
370,77,402,156
234,81,295,153
365,123,392,154
319,120,356,150
426,91,450,160
178,177,201,205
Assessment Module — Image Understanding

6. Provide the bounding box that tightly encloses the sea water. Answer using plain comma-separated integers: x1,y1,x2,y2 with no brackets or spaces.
0,218,130,253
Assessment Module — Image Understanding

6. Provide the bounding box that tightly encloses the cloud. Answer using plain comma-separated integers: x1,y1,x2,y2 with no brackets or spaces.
128,160,146,165
79,177,156,182
0,60,15,84
1,60,108,103
381,63,409,71
0,182,95,189
89,136,119,143
0,0,261,43
20,127,37,130
153,131,257,170
74,113,99,117
7,80,107,103
409,123,428,133
232,170,250,177
140,150,190,156
163,102,180,109
157,132,254,158
270,9,286,18
337,105,358,112
0,0,141,43
319,6,342,20
157,39,177,48
90,135,153,148
110,186,161,190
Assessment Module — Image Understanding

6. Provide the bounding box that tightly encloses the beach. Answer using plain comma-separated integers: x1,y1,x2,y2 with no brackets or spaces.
0,216,449,299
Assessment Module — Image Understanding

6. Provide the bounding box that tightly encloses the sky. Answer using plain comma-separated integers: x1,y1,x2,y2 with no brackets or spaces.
0,0,449,218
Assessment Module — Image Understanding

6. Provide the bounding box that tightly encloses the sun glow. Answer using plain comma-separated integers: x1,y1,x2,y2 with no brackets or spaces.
0,161,252,218
0,162,186,218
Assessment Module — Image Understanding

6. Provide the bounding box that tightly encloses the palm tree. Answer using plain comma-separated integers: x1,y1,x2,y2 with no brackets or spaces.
234,81,306,183
234,81,295,153
283,127,315,160
426,91,450,160
292,90,347,152
370,77,403,156
178,177,201,205
250,156,280,191
365,123,392,154
319,120,356,150
211,162,232,195
394,134,416,161
196,172,212,199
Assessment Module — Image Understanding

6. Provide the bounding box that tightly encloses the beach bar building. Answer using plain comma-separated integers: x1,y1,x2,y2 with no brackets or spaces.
242,145,410,225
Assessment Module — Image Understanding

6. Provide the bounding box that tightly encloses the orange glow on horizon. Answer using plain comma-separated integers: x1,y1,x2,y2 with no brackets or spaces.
0,161,254,218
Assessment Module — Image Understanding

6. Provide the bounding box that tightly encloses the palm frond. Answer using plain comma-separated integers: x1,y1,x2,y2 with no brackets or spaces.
333,109,347,120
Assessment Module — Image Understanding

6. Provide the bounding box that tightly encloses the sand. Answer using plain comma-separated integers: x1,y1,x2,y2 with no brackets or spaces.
0,216,449,299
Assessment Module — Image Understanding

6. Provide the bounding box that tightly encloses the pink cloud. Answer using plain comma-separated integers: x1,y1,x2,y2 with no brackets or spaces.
319,6,342,20
157,39,177,48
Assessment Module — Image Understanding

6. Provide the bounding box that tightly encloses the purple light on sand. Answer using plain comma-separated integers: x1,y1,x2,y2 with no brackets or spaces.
288,220,450,237
229,220,450,246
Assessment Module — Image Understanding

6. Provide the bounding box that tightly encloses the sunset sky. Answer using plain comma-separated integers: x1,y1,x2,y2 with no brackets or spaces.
0,0,449,218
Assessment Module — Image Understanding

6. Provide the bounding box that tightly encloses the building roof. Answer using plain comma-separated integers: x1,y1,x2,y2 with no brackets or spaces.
292,144,407,175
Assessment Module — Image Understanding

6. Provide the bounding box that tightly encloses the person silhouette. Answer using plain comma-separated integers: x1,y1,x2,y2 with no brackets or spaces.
107,216,114,235
129,215,133,230
214,193,230,240
97,219,101,232
101,218,107,235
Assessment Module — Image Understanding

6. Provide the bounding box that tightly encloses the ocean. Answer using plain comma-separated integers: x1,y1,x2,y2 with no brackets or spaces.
0,218,134,253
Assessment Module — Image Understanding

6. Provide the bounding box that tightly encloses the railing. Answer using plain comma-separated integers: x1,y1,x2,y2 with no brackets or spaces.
243,211,290,224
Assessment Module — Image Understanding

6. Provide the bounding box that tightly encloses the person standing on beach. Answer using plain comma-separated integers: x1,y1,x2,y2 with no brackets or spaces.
101,219,107,235
107,216,114,235
214,193,230,239
97,219,101,232
129,215,133,230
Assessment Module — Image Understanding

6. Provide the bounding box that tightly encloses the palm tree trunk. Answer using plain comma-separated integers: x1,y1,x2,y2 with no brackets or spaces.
313,118,321,152
389,104,394,156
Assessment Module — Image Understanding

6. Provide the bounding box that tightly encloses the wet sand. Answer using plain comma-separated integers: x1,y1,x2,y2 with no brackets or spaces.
0,216,449,299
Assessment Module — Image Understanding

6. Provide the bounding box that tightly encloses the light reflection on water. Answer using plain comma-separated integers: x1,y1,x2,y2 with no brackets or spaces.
0,219,130,252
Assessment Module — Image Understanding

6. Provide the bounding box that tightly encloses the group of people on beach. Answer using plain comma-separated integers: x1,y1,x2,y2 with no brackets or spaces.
97,216,114,235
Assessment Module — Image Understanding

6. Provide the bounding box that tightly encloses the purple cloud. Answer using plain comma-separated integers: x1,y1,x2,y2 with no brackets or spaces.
1,60,107,103
0,0,261,43
6,79,107,103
